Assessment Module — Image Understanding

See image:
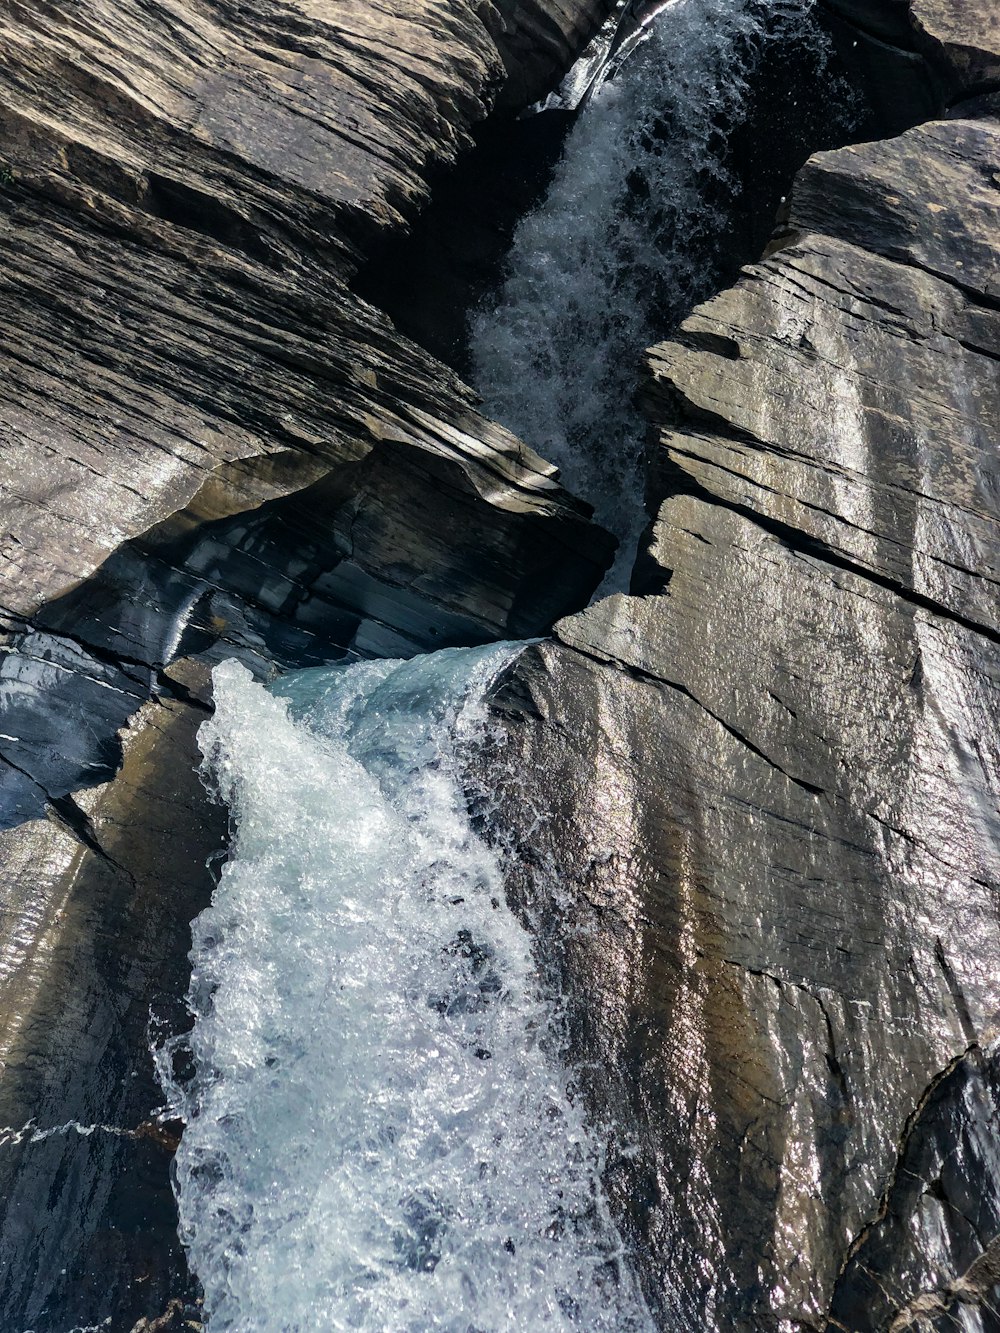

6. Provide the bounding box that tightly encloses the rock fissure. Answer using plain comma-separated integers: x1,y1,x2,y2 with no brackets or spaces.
649,468,1000,648
560,636,829,798
884,1230,1000,1331
827,1044,984,1301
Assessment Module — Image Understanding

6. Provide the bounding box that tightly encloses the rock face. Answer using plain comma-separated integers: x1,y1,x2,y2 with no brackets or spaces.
824,0,1000,83
479,104,1000,1331
908,0,1000,94
487,0,616,107
0,2,612,1326
0,0,616,833
820,0,998,132
0,676,224,1330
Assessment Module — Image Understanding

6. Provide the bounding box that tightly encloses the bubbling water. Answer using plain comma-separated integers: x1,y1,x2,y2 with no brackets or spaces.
158,646,654,1332
470,0,838,589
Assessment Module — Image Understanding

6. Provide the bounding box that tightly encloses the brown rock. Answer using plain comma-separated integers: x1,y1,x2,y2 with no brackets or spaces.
910,0,1000,93
478,114,1000,1326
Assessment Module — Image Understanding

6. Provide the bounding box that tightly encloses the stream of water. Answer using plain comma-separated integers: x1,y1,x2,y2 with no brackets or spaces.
162,3,856,1327
471,0,842,588
159,648,654,1331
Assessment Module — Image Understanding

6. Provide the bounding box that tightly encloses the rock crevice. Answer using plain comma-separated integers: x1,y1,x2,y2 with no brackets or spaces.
479,39,1000,1330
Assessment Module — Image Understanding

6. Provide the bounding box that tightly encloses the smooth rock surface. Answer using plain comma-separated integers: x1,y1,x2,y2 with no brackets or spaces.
479,113,1000,1329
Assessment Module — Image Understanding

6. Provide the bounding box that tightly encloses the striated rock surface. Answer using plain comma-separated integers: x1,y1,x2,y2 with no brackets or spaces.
0,0,616,827
0,4,614,752
479,111,1000,1328
0,1,611,1326
487,0,616,107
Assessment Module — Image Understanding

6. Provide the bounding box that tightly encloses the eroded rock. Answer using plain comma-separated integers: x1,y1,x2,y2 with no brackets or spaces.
0,683,224,1329
909,0,1000,95
0,1,613,1325
0,0,615,830
479,113,1000,1327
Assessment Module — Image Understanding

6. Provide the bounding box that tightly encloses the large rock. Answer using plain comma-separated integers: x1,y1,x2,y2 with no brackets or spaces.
0,0,505,627
488,0,616,107
0,2,612,1325
821,0,1000,93
0,679,225,1330
479,114,1000,1327
909,0,1000,94
0,0,617,832
820,0,1000,134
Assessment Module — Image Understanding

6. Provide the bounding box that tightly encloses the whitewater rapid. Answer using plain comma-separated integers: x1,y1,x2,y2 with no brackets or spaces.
159,5,860,1326
160,646,653,1332
470,0,839,588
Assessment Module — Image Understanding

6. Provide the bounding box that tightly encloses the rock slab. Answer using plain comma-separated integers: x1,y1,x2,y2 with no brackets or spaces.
481,113,1000,1328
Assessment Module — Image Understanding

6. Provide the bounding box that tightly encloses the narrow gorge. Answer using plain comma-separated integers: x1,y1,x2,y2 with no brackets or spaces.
0,1,997,1330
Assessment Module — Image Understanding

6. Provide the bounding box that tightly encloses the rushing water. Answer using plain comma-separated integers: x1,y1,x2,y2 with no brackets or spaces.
160,647,654,1332
470,0,842,587
158,5,863,1327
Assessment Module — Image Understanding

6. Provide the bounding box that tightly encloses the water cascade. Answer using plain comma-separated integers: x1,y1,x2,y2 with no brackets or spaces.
160,647,654,1331
470,0,850,587
161,3,863,1327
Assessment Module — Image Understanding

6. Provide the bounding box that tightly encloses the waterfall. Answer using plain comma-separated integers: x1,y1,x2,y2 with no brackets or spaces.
158,647,654,1332
470,0,835,589
157,6,861,1327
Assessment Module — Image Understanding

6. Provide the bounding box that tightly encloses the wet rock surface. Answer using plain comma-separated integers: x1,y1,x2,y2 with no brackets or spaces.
2,0,999,1329
0,0,615,823
479,110,1000,1328
0,679,224,1330
0,1,612,1326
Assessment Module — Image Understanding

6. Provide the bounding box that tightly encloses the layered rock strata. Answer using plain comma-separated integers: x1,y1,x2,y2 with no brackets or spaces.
0,2,613,1326
0,0,618,830
481,96,1000,1333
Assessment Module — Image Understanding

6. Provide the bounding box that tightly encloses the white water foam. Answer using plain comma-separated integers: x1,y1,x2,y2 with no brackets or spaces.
159,646,653,1332
470,0,831,589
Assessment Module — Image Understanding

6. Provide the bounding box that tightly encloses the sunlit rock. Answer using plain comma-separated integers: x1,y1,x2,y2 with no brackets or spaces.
478,114,1000,1326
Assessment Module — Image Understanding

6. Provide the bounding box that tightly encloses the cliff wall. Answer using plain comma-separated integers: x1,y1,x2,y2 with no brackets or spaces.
0,3,613,1326
480,8,1000,1326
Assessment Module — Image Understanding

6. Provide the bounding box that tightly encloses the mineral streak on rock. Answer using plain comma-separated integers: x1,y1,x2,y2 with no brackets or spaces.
480,108,1000,1328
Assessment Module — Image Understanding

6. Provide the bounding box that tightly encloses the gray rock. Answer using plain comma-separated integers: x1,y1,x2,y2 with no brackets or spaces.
0,0,615,832
0,2,613,1325
479,114,1000,1327
0,682,225,1329
487,0,617,107
909,0,1000,95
